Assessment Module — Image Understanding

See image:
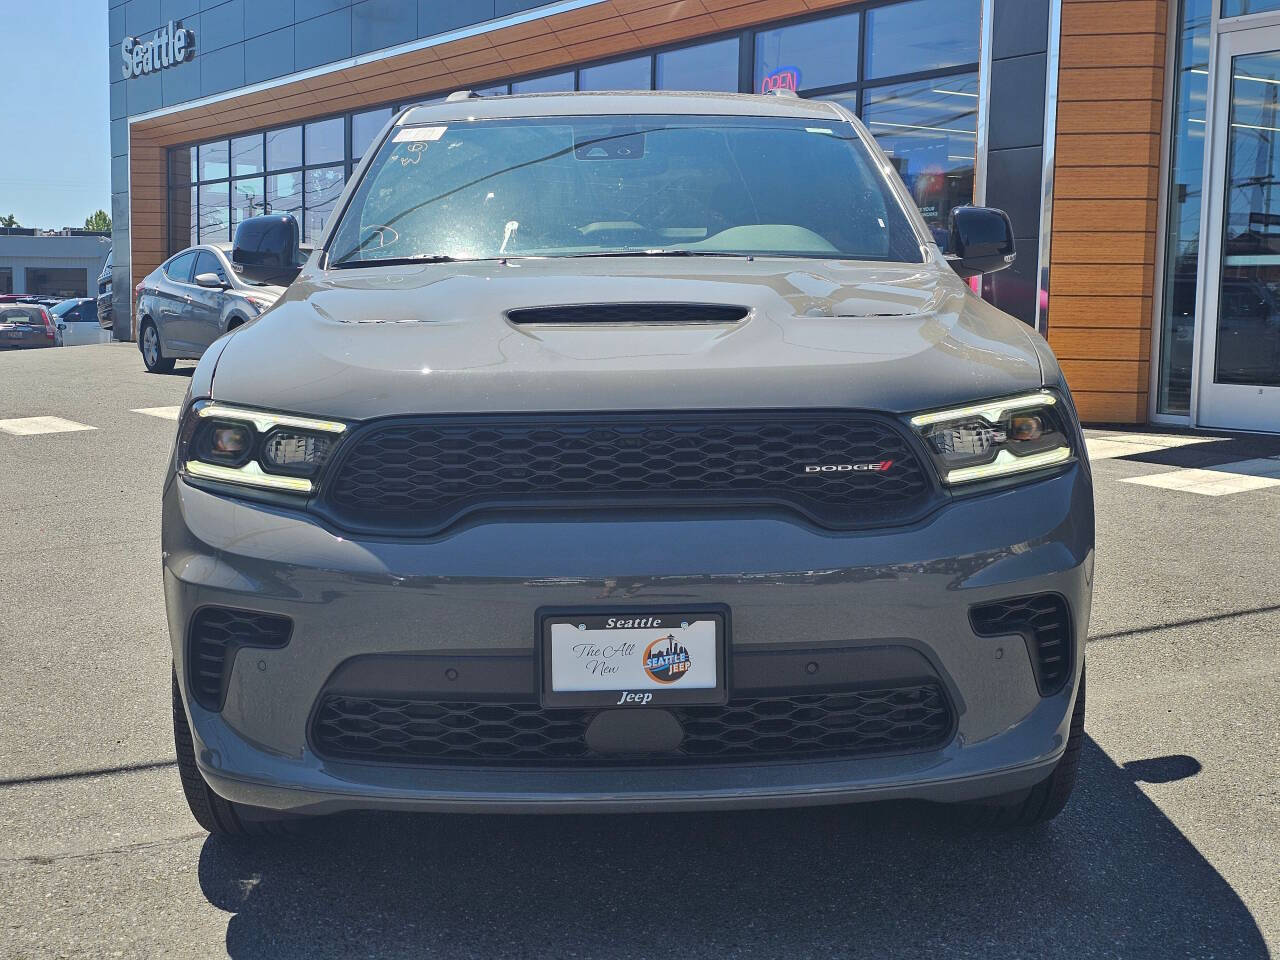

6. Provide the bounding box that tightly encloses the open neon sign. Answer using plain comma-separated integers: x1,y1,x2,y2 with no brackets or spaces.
760,68,799,94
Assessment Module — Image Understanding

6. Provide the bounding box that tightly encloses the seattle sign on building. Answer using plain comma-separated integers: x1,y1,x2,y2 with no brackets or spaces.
121,21,194,79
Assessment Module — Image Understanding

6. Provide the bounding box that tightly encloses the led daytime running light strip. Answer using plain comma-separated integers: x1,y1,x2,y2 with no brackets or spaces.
942,446,1072,484
196,403,347,435
909,391,1057,428
185,459,314,493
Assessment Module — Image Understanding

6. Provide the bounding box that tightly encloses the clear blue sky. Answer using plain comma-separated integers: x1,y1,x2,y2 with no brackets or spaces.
0,0,110,229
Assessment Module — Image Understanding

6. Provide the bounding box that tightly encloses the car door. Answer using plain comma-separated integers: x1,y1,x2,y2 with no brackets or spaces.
69,301,109,346
188,250,230,352
155,251,197,352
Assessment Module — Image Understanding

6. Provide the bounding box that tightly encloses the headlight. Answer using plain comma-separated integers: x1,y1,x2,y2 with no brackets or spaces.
177,401,346,493
909,391,1074,485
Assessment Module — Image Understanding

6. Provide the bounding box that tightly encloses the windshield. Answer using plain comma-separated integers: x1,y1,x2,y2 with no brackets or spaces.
328,114,924,266
50,300,78,316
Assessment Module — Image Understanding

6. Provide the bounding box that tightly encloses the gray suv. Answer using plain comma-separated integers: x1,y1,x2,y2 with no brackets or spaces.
136,243,284,372
164,92,1093,836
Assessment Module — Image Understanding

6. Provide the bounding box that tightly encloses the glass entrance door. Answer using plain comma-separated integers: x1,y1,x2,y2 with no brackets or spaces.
1199,30,1280,430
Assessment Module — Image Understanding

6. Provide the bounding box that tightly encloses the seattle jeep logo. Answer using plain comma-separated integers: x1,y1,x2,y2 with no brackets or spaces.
802,460,894,474
642,634,692,684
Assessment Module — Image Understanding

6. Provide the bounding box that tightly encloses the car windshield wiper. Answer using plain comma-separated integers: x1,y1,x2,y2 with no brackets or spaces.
562,249,753,259
329,254,461,269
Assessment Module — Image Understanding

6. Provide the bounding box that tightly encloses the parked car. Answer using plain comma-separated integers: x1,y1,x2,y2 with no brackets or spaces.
0,302,62,348
135,242,286,373
96,246,113,329
165,91,1093,837
49,297,111,347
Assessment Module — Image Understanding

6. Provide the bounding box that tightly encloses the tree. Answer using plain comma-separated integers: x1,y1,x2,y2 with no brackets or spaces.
84,210,111,232
0,214,18,228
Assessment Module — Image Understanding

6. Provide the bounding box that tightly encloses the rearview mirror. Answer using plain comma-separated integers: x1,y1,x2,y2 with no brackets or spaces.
232,215,303,286
944,206,1016,278
193,272,226,289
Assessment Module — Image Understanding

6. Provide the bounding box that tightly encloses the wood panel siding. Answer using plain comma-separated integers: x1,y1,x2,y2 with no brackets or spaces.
1048,0,1168,423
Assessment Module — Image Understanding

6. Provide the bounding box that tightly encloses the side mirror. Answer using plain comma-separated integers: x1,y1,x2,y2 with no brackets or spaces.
57,322,66,331
232,214,303,286
945,206,1016,278
193,272,226,289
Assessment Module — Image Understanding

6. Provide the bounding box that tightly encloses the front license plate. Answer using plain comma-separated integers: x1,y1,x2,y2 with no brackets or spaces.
540,609,727,708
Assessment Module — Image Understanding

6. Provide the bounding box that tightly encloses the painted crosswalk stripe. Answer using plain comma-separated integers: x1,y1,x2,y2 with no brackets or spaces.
0,416,97,436
1086,433,1224,461
1119,458,1280,496
131,406,182,420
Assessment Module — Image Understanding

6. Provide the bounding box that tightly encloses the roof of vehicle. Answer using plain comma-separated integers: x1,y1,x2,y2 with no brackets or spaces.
400,90,847,125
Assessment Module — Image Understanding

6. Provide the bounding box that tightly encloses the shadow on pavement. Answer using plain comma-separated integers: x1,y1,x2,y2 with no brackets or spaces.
197,738,1269,959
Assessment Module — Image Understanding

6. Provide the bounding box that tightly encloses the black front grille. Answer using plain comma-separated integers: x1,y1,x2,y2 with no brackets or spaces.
311,684,953,765
506,303,748,325
970,593,1072,695
320,412,934,534
187,607,292,711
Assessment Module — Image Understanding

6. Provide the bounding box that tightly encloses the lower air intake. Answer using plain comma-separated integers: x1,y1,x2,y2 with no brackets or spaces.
187,608,292,711
969,593,1072,695
311,683,953,765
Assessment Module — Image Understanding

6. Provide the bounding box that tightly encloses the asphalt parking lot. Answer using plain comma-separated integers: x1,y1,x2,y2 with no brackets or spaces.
1,342,1276,959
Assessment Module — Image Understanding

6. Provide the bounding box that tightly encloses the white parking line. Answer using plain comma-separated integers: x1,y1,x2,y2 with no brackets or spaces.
1086,433,1224,461
0,416,97,436
1119,458,1280,496
131,406,182,420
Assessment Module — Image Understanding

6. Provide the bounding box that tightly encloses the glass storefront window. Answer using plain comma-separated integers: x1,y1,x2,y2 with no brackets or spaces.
189,186,198,246
352,108,393,162
1213,51,1280,388
865,0,980,79
198,182,229,243
197,141,229,182
1156,0,1211,415
231,177,265,230
656,38,739,91
863,74,978,237
305,117,344,167
754,11,860,94
230,134,263,177
475,83,510,96
512,72,573,93
578,56,650,91
266,172,303,221
266,126,302,171
303,165,345,243
1222,0,1280,14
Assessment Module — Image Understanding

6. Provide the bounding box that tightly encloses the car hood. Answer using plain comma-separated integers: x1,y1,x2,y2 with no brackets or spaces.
210,257,1043,420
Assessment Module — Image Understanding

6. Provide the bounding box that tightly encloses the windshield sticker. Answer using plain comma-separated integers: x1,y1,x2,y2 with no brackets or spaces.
393,125,447,143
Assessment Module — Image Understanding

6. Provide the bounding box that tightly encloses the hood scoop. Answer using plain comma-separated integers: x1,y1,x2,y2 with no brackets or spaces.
506,303,748,326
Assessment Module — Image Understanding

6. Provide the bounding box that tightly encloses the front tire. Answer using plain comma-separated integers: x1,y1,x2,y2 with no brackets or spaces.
140,320,175,373
172,671,303,836
966,666,1086,826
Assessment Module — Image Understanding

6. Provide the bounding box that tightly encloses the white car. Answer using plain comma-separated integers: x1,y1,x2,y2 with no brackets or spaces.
49,298,112,347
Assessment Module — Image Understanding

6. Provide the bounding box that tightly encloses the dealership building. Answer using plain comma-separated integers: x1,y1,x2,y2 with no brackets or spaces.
107,0,1278,431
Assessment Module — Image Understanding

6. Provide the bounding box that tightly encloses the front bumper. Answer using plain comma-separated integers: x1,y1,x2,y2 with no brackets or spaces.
163,464,1093,814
